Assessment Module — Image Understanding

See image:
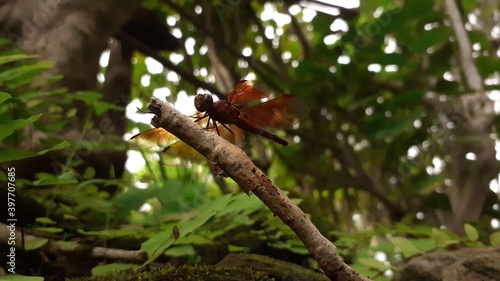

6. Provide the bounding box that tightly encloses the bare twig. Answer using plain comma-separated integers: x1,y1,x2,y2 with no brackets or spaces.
284,2,310,58
114,30,225,99
444,0,483,93
147,97,371,281
247,6,289,83
0,223,147,262
162,0,285,91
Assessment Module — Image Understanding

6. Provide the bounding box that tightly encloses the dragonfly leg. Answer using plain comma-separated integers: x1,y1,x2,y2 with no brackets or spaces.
205,117,212,130
219,123,234,135
193,113,209,123
213,119,221,136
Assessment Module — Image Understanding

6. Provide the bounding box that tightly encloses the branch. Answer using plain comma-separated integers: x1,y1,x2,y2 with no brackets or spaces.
284,2,311,58
0,223,147,262
162,0,286,91
247,5,289,83
444,0,483,93
147,97,371,281
114,30,225,99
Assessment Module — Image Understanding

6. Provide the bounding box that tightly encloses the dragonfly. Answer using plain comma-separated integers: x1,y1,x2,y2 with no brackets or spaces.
127,80,307,164
194,80,307,146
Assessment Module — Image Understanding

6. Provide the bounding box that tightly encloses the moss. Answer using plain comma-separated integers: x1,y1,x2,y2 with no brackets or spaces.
217,253,329,281
69,265,275,281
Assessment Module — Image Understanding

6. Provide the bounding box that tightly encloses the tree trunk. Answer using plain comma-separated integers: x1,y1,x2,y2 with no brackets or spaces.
0,0,142,180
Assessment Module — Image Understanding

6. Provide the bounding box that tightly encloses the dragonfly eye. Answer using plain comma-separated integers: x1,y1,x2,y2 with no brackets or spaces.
195,93,213,112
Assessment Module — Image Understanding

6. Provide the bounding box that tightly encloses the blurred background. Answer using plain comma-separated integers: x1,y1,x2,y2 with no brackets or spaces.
0,0,499,280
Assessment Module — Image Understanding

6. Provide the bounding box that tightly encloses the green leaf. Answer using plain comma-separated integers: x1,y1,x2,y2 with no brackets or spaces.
63,214,79,221
0,114,41,141
83,167,96,179
390,237,422,258
91,263,138,276
489,232,500,246
357,257,391,271
431,228,453,248
54,241,80,251
45,140,72,151
395,223,433,236
461,0,476,12
35,217,57,225
0,274,44,281
66,107,78,118
0,61,54,88
141,227,176,266
33,171,77,186
0,148,39,162
73,91,103,105
174,233,213,245
409,238,436,253
34,227,64,234
409,27,452,53
199,193,234,212
0,91,12,104
164,245,196,257
464,224,479,241
177,210,217,236
93,101,123,116
0,54,39,67
476,56,500,78
24,237,48,250
18,89,66,101
217,193,263,216
228,244,250,253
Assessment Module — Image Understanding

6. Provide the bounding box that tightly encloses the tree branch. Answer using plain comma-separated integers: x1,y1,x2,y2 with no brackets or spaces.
114,30,225,99
162,0,286,91
444,0,483,93
0,223,147,263
147,97,371,281
284,2,311,58
247,5,289,82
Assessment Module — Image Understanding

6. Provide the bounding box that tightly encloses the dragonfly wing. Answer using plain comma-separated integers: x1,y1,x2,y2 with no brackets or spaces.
239,95,309,129
217,124,245,144
127,128,178,152
161,141,205,165
160,122,244,165
228,80,269,106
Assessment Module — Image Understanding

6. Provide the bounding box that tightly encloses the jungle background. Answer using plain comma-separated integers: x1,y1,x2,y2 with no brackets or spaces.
0,0,499,280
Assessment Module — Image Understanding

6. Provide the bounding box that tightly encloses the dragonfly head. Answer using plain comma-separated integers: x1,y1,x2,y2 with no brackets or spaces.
194,93,213,112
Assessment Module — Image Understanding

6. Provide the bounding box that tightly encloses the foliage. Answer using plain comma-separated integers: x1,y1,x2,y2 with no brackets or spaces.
2,0,500,279
332,223,500,280
0,43,121,241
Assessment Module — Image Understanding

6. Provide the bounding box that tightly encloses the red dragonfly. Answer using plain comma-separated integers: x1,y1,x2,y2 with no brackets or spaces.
128,80,307,163
194,80,307,146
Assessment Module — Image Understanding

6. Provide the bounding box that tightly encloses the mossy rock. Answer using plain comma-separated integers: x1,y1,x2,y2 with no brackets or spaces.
69,265,274,281
69,253,329,281
217,253,329,281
